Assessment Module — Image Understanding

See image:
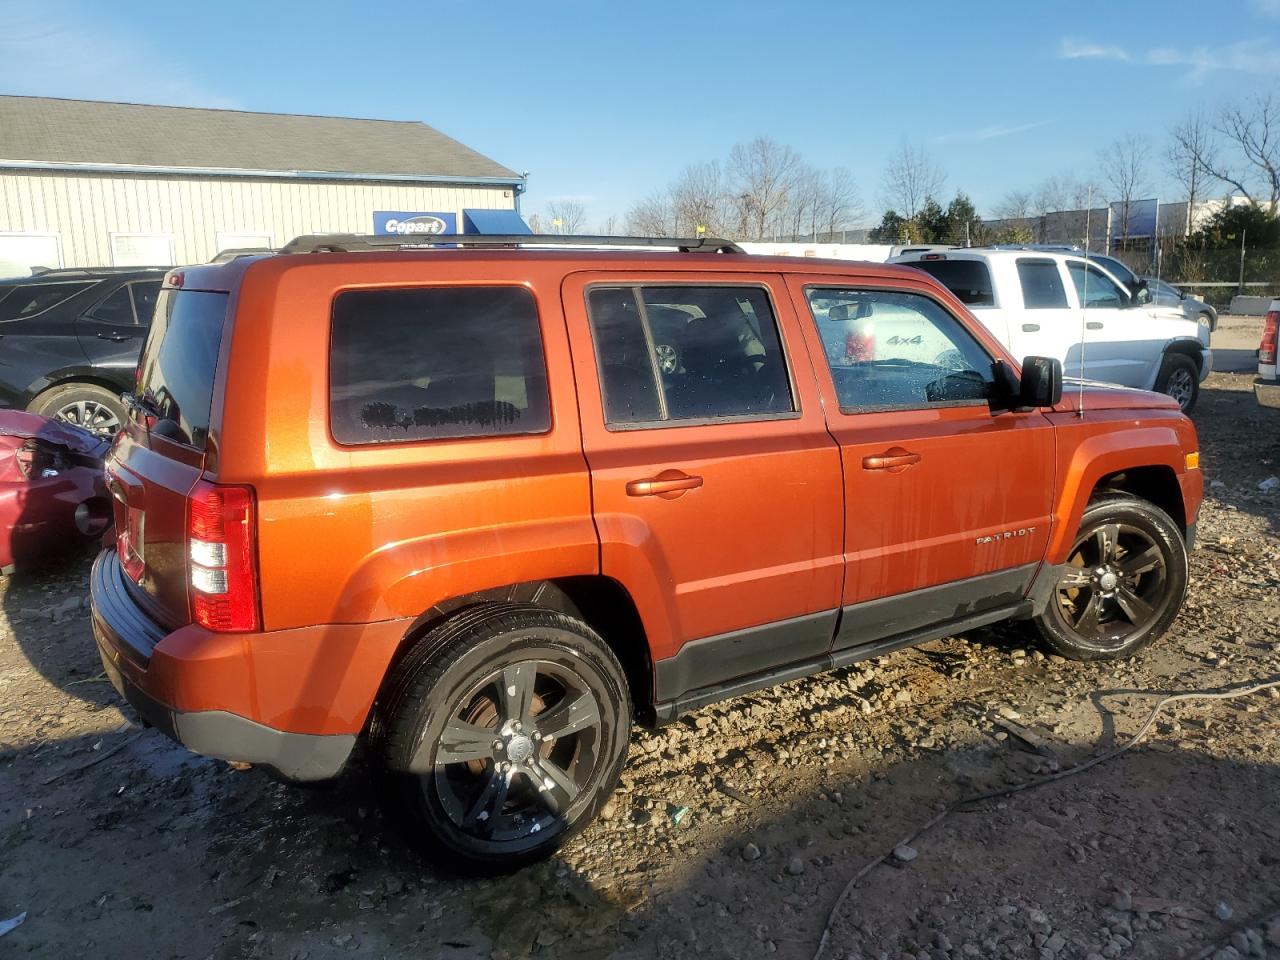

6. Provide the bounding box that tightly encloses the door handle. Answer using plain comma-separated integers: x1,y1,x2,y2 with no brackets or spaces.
626,469,703,499
1021,323,1040,332
862,447,921,473
97,332,130,342
1085,321,1104,330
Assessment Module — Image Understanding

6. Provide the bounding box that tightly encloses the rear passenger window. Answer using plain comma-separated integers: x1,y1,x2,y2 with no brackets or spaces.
1017,259,1068,309
87,286,137,325
329,287,550,445
586,285,794,426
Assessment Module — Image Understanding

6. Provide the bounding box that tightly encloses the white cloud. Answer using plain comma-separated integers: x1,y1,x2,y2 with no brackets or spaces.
1252,0,1280,17
936,120,1052,144
1059,38,1132,62
1058,35,1280,82
0,3,238,109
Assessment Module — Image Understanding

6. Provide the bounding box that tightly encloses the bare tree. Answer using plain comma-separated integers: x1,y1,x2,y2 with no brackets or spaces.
525,211,543,234
1168,108,1214,232
1099,135,1151,239
782,164,822,240
880,141,945,219
671,161,734,236
598,213,619,235
729,136,804,240
994,190,1032,221
814,167,864,238
625,193,676,236
1206,92,1280,211
546,199,587,234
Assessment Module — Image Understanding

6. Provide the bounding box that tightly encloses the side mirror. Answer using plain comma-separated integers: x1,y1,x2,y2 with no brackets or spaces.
1133,286,1151,306
1019,356,1062,408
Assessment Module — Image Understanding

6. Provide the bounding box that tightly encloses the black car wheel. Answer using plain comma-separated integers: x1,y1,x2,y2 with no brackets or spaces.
30,383,125,438
1032,495,1188,661
1154,353,1199,414
374,604,631,874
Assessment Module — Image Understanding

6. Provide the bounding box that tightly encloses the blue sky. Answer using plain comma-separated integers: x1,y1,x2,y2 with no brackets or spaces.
3,0,1279,228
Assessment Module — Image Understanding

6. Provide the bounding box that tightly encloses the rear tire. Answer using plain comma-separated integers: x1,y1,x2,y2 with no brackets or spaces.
1153,353,1199,414
29,383,125,438
1032,495,1188,662
373,604,631,874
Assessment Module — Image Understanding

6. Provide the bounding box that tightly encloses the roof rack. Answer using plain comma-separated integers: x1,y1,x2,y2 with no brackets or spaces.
278,233,745,255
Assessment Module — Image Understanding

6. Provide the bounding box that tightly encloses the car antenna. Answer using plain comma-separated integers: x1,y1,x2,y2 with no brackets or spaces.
1077,188,1093,418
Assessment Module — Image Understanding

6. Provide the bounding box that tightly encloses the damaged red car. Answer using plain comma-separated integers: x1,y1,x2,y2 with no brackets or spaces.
0,410,112,573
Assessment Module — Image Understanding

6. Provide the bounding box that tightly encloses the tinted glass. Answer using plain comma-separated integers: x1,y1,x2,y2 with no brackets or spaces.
587,285,794,425
1068,262,1126,308
0,281,96,321
330,287,549,445
130,281,162,325
908,259,995,306
805,288,994,411
137,290,228,450
1090,255,1135,285
88,286,136,325
1016,259,1069,309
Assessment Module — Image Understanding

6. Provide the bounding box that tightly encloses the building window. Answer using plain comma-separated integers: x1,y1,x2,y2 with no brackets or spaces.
0,232,62,275
110,233,175,267
215,232,272,254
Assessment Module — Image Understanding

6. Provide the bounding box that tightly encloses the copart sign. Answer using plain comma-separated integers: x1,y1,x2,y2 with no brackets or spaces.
372,212,458,236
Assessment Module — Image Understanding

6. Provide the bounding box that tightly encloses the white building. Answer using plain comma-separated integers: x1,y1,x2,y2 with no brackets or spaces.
0,96,528,273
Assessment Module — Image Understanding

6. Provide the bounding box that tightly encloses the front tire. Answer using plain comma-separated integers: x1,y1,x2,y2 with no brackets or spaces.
1154,353,1199,414
374,604,631,874
1032,495,1188,661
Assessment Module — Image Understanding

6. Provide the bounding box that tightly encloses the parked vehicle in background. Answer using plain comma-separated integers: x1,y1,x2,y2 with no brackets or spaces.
993,245,1147,297
1257,303,1279,408
90,233,1202,873
1144,277,1217,332
892,249,1211,412
0,268,165,436
0,410,111,573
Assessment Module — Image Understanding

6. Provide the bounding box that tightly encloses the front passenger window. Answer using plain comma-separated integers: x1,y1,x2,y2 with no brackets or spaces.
805,288,995,411
1068,262,1126,309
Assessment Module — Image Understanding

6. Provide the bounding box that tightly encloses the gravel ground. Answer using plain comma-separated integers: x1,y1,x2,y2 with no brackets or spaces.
1,370,1278,960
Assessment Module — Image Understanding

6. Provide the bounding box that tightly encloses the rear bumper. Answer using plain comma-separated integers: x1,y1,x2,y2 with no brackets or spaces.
90,550,406,781
1256,378,1280,409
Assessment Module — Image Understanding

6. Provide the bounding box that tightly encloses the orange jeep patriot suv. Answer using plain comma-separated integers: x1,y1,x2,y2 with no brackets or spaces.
91,234,1202,872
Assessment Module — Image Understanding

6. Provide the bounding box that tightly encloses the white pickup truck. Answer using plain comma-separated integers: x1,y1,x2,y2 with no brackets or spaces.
890,248,1212,412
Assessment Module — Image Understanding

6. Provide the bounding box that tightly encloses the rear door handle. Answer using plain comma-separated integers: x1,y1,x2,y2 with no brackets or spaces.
97,332,130,342
1021,323,1040,332
862,447,921,473
626,469,703,499
1085,321,1104,330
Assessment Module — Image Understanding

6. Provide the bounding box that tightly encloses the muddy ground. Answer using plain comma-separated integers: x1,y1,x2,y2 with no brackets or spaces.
1,368,1278,960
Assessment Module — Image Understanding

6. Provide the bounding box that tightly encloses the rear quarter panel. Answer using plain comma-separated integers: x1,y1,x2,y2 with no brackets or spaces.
210,256,599,633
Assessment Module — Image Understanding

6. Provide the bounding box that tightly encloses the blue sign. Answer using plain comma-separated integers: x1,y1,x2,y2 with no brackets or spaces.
373,211,457,236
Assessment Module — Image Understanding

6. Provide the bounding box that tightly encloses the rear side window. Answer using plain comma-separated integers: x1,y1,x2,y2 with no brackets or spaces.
131,281,162,325
586,285,794,426
137,290,229,450
329,287,550,445
0,281,97,321
87,285,136,325
1016,259,1069,309
907,260,994,306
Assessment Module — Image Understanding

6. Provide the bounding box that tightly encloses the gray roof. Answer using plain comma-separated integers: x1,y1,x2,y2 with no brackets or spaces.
0,96,520,183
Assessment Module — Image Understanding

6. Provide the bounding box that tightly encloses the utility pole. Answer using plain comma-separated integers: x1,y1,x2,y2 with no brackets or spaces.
1239,228,1247,295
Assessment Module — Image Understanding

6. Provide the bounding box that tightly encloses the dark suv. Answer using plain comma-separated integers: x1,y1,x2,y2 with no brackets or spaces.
0,267,166,436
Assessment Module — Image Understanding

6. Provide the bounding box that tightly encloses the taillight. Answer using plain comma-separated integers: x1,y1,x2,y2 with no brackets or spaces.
187,480,259,632
1260,311,1279,366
